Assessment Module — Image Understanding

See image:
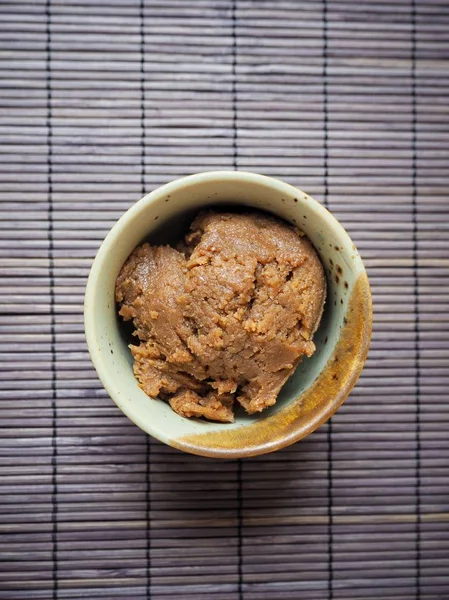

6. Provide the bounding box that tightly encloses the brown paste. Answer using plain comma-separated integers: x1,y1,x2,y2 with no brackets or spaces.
116,211,326,422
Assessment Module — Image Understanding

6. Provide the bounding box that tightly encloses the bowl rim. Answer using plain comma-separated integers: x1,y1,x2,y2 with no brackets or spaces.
85,170,372,458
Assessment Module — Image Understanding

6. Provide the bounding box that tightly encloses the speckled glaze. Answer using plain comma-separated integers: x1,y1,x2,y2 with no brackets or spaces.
84,171,372,458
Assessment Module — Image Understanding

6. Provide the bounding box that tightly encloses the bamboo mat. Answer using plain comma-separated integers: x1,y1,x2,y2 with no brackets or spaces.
1,0,449,598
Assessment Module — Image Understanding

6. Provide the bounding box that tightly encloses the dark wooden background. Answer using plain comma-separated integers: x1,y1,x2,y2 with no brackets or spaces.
1,0,449,598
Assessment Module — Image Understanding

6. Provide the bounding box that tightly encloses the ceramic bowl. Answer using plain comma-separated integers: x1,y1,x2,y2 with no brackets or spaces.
84,171,372,458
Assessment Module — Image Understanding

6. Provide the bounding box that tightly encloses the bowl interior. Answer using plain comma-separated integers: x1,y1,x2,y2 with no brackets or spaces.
85,172,370,457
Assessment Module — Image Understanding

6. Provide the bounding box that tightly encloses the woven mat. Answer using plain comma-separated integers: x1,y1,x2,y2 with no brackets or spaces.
1,0,449,598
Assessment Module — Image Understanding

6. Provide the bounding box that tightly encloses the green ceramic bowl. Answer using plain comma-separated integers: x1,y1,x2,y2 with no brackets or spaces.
84,171,372,458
